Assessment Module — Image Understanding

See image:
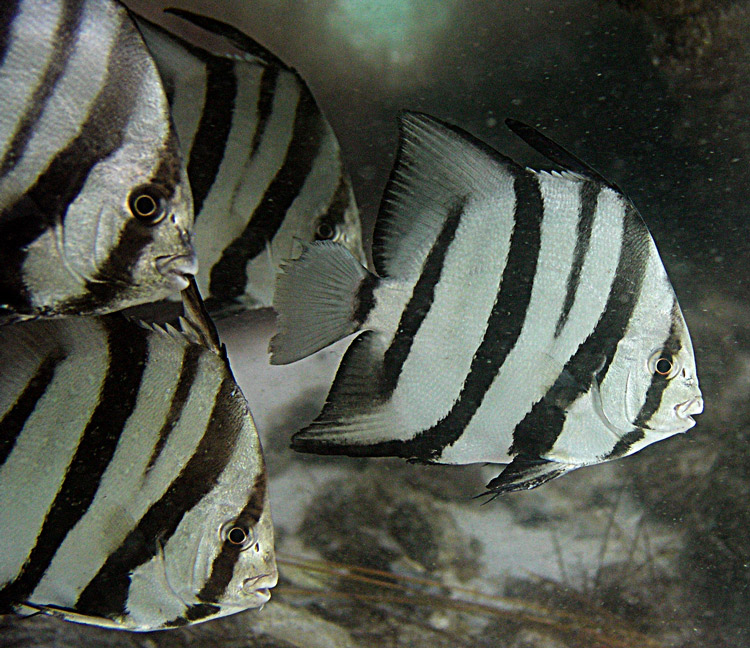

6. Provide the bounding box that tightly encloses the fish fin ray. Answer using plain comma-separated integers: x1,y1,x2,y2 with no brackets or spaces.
270,242,371,365
484,454,577,494
373,111,520,279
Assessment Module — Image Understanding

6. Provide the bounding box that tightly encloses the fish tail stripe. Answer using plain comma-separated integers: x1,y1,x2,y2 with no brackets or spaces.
0,12,144,311
187,57,237,216
74,377,245,619
0,352,64,469
0,315,149,610
379,196,468,395
0,1,22,67
554,181,600,337
0,0,86,177
632,298,683,429
404,169,544,458
144,343,203,474
510,203,652,458
207,87,326,302
248,65,280,161
196,471,267,604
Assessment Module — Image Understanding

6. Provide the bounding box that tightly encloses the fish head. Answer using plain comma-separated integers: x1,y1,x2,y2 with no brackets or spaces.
159,451,277,623
601,292,702,458
54,114,196,315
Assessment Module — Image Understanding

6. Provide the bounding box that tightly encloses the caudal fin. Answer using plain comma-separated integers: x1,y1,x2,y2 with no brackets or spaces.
269,241,374,365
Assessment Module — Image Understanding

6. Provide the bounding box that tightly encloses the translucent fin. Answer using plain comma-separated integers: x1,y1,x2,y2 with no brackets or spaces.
269,242,372,365
482,454,576,495
373,111,520,279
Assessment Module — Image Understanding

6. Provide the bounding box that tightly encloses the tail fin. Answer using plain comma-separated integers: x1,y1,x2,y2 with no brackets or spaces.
269,242,374,365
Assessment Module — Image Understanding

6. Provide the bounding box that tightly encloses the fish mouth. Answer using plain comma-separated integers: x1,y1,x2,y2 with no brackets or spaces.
675,396,704,423
155,253,198,291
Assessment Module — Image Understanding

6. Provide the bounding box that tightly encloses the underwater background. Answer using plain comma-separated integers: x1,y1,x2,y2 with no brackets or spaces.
3,0,749,646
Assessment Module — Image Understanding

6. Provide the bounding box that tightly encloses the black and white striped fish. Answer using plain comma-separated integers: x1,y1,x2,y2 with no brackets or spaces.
0,282,276,630
270,112,704,494
0,0,196,324
133,9,365,315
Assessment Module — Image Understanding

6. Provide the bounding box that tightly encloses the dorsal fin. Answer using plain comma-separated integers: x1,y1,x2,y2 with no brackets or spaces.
163,8,289,69
505,118,621,192
180,277,224,358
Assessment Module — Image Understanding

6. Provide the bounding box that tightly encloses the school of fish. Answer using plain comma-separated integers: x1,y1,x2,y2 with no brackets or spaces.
0,0,702,635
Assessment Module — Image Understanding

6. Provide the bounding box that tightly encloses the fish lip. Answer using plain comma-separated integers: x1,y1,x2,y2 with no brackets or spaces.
675,396,704,422
242,571,279,597
155,253,198,291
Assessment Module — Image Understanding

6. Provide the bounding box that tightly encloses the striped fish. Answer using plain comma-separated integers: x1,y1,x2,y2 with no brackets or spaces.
0,282,276,630
270,112,704,495
133,9,366,314
0,0,195,324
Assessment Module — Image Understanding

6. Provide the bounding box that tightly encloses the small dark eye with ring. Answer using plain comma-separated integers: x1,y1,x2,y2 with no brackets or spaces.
315,222,335,240
654,356,673,376
222,522,254,550
128,185,167,225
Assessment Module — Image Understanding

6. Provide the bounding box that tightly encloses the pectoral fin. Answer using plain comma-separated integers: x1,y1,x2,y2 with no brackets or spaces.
483,454,576,495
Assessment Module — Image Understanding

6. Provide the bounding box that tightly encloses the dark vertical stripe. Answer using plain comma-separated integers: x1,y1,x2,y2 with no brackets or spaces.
208,87,326,303
195,471,267,604
554,181,600,337
144,344,203,473
0,352,64,469
0,0,22,67
75,377,246,619
186,57,237,217
0,14,145,312
247,66,279,161
509,204,651,459
632,300,683,429
315,175,356,240
0,315,149,610
380,197,467,395
0,1,86,176
319,171,544,460
604,429,645,460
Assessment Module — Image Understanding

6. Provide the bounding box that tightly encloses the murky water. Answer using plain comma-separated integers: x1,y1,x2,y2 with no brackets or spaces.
3,1,749,646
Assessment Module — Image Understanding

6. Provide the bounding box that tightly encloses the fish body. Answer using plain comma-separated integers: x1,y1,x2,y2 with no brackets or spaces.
134,10,365,314
0,0,196,324
0,288,276,630
270,113,703,494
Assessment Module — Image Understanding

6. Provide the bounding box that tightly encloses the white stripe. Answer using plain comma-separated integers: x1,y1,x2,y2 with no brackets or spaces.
0,0,121,205
442,179,624,464
0,0,62,165
0,319,109,586
193,64,300,296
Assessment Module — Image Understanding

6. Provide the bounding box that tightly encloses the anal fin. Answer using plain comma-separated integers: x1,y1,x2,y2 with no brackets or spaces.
483,454,576,495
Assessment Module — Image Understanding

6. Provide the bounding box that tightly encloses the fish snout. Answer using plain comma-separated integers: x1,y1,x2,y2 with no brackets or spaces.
241,570,278,603
675,395,704,422
155,252,198,291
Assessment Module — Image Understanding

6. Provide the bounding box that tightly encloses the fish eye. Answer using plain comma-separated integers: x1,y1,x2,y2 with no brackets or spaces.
648,350,678,378
128,185,167,225
315,221,336,241
221,522,255,550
